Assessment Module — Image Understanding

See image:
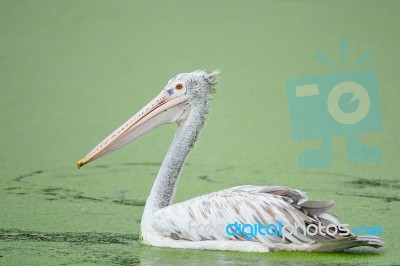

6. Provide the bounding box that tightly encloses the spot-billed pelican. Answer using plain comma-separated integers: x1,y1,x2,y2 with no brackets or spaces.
77,70,383,252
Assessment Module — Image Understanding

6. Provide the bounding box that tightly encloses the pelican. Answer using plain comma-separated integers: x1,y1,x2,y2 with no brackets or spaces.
77,70,383,252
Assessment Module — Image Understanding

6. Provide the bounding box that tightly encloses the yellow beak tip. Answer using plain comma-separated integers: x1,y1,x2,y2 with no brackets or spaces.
76,159,87,169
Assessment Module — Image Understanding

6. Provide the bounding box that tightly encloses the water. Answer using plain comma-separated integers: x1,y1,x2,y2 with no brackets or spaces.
1,1,399,265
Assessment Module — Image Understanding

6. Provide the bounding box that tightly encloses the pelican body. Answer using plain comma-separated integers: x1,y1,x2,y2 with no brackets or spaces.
77,70,383,252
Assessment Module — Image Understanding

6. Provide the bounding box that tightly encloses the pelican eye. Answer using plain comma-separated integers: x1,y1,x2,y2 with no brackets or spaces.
175,83,183,90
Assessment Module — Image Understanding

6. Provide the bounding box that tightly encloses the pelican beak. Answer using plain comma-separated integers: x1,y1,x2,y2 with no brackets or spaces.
77,90,189,168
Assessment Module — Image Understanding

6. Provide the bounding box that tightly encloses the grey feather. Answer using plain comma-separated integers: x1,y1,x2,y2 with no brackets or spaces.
300,200,335,216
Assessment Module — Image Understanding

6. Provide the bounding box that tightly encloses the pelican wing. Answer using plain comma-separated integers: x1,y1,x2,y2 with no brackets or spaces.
152,185,344,246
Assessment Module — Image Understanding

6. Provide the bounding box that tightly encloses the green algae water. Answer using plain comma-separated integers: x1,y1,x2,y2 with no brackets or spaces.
1,1,399,265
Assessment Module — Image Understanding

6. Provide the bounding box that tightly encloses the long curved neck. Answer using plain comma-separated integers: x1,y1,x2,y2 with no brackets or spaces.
143,101,209,217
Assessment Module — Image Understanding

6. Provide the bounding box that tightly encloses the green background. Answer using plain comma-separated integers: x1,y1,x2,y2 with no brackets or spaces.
1,0,399,265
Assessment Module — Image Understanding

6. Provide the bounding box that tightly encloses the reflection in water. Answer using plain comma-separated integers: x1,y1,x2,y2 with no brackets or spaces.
0,229,381,265
138,244,381,266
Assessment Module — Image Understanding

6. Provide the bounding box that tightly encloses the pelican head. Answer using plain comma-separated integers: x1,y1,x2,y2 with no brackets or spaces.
77,70,219,168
